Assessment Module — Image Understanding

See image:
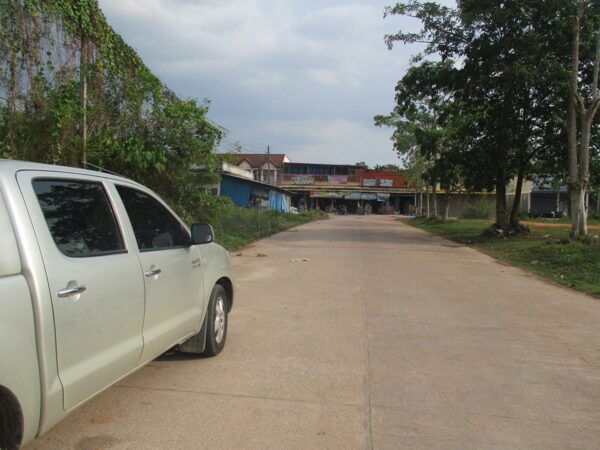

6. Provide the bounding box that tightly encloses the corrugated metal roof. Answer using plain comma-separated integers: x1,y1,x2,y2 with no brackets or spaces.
222,172,293,194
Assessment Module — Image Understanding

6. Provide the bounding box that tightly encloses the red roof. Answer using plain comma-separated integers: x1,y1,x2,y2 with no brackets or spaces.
235,153,287,168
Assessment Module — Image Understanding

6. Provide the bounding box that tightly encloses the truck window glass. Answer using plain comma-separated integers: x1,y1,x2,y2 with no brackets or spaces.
32,179,125,257
116,185,189,251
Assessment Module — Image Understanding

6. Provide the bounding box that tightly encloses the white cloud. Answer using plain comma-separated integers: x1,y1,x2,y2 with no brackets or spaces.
98,0,437,167
226,117,399,166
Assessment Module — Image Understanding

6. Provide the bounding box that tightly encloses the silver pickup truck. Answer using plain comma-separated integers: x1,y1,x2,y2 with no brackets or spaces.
0,160,235,449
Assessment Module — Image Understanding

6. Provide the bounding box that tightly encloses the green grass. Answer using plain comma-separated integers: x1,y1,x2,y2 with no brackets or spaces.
214,209,327,250
406,218,600,297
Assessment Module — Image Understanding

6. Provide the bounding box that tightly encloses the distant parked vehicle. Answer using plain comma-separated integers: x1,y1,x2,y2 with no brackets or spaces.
528,210,566,219
0,160,235,449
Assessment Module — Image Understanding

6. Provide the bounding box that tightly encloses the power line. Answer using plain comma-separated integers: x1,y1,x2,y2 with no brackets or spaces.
224,134,266,152
206,117,229,134
207,115,271,153
218,136,270,154
218,136,264,153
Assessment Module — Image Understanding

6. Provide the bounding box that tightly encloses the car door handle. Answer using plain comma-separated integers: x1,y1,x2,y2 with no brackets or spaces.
58,285,87,298
144,268,162,278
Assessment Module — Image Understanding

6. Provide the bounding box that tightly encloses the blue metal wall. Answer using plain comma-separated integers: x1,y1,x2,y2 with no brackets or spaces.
221,176,253,206
269,191,289,213
221,176,289,212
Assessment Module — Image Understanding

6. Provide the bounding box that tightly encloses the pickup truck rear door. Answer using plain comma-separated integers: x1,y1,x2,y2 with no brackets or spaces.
17,172,146,411
114,184,205,361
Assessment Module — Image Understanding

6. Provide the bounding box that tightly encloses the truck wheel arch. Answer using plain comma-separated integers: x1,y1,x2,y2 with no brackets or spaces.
0,385,23,450
216,277,234,312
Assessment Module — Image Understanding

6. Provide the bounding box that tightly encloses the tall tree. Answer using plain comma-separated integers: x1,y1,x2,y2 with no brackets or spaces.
383,0,579,232
376,60,457,217
561,1,600,237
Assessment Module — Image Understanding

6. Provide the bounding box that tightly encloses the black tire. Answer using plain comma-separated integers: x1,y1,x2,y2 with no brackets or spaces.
0,386,23,450
203,285,228,356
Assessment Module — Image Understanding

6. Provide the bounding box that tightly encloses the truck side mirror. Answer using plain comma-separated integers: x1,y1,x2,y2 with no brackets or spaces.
191,223,215,245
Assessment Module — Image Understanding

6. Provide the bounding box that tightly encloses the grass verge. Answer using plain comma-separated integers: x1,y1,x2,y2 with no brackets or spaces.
215,209,328,250
406,218,600,297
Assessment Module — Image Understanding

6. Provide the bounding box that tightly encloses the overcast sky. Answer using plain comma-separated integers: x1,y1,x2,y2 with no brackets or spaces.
98,0,454,166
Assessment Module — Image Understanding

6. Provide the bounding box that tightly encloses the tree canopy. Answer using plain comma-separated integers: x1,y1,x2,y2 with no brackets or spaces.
379,0,600,233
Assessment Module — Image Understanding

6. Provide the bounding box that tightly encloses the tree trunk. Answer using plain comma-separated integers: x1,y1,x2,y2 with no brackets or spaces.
425,186,430,218
574,188,588,235
567,9,581,237
443,195,451,220
495,173,509,232
432,181,438,217
575,118,592,235
510,165,525,225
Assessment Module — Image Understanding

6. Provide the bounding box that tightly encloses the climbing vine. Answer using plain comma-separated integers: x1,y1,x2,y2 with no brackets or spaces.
0,0,222,219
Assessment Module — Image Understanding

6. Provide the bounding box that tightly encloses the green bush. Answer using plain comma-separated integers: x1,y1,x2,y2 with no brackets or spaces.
200,205,327,250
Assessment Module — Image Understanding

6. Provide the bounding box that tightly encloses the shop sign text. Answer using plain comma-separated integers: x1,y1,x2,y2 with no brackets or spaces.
292,176,315,185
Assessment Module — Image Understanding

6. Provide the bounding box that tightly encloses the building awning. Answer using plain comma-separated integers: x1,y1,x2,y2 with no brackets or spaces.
310,191,393,200
291,186,416,195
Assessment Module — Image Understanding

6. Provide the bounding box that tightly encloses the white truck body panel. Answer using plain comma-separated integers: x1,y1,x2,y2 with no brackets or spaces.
0,160,235,448
0,191,41,445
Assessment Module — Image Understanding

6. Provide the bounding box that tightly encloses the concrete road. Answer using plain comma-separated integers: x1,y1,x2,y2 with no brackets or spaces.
26,216,600,449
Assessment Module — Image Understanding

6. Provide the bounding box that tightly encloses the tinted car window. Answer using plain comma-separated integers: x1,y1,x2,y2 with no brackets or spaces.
116,186,189,251
33,179,125,257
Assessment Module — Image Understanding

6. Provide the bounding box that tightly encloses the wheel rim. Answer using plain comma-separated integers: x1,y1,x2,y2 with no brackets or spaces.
214,297,226,344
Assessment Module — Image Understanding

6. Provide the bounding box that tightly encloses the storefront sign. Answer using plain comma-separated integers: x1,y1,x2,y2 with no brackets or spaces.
344,192,362,200
379,179,393,187
291,176,315,185
311,191,344,198
377,193,390,201
363,179,377,187
328,176,348,184
360,193,377,200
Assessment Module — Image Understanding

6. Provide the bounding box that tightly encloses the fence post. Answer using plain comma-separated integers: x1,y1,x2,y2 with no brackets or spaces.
256,202,260,239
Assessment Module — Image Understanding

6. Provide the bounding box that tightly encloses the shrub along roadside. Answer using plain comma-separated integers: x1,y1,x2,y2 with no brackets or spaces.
210,206,328,251
405,218,600,297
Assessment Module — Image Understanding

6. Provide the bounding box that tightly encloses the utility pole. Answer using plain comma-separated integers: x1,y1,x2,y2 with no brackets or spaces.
80,29,88,167
266,145,271,184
